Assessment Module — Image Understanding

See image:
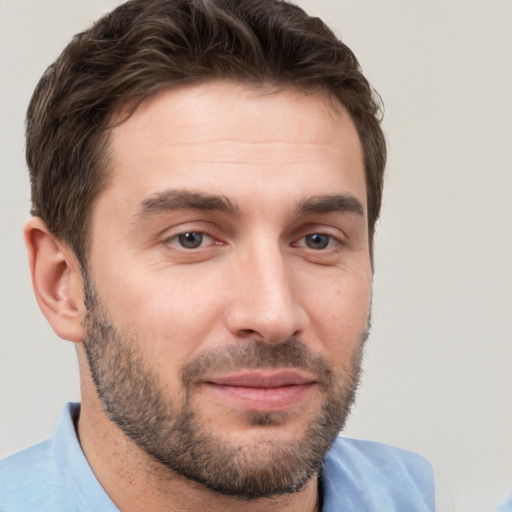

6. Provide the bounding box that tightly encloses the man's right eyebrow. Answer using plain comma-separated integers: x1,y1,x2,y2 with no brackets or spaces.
135,190,241,219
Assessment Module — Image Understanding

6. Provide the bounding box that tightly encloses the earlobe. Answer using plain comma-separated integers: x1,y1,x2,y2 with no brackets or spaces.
24,217,85,343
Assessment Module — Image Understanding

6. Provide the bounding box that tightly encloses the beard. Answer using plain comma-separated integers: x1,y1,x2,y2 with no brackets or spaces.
82,274,367,500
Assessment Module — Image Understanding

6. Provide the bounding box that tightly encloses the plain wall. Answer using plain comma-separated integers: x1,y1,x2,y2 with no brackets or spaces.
1,1,510,511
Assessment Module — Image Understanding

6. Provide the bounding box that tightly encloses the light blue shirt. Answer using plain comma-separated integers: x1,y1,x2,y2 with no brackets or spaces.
0,403,435,511
496,493,512,512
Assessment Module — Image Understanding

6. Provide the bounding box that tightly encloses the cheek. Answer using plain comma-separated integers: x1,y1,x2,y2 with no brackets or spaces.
303,270,371,353
93,263,228,360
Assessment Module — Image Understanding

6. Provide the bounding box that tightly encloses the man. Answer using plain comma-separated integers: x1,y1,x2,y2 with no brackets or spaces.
0,0,435,510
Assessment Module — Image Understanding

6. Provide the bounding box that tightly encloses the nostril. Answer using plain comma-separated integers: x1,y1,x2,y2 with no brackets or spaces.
238,328,261,339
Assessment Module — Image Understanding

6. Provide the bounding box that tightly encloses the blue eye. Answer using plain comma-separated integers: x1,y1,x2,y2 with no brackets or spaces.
176,232,207,249
304,233,332,250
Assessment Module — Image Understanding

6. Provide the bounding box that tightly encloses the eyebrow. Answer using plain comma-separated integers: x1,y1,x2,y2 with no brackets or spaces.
295,194,365,217
135,189,364,221
136,190,241,219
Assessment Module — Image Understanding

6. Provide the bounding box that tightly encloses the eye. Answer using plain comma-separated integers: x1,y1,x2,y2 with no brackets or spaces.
172,231,213,249
297,233,338,250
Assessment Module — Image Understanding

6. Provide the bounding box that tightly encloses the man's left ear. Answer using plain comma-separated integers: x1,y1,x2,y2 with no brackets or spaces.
24,217,85,343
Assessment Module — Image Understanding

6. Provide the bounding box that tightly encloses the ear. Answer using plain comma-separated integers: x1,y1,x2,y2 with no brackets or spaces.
24,217,85,343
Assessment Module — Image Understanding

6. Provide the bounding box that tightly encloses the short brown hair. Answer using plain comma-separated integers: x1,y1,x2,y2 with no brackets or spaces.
26,0,386,263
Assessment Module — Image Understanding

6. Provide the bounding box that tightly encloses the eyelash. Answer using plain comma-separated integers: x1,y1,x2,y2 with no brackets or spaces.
165,230,217,250
293,233,341,251
164,230,342,252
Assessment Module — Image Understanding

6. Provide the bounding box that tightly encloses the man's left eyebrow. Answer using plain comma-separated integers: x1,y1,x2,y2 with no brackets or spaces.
295,194,365,216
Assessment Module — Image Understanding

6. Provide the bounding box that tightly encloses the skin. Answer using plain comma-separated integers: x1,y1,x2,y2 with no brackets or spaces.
25,81,372,512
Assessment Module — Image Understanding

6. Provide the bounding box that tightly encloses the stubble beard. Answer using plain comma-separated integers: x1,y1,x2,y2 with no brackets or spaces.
82,275,367,500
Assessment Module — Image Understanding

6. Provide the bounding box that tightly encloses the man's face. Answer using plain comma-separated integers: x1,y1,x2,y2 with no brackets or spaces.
83,82,372,498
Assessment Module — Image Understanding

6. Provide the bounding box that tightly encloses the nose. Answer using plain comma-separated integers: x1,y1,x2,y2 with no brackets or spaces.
224,239,308,344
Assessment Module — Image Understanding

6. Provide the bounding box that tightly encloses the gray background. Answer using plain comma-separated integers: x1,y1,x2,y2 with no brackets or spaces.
1,1,511,511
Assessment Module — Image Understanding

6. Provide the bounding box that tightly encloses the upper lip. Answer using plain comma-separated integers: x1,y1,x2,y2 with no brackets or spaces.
204,370,317,388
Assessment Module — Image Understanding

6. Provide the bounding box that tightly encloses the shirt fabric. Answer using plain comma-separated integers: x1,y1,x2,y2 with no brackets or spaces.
0,403,435,511
496,493,512,512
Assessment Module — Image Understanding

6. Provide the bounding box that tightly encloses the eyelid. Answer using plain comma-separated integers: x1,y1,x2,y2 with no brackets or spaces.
291,221,347,242
168,231,215,249
293,233,342,250
160,223,222,249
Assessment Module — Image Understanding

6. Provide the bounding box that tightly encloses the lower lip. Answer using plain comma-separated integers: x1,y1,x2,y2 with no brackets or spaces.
204,383,315,413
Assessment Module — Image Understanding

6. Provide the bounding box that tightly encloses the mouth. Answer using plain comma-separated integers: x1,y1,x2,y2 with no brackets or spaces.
202,370,318,413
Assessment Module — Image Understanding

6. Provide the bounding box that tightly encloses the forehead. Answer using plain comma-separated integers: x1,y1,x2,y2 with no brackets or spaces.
100,81,365,213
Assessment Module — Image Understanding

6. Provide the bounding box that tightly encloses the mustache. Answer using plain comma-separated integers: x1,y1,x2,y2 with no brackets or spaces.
180,338,350,390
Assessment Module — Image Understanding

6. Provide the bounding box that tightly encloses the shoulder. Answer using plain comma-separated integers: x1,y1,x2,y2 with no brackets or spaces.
321,437,435,511
0,439,63,510
326,436,435,481
0,403,118,512
496,492,512,512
